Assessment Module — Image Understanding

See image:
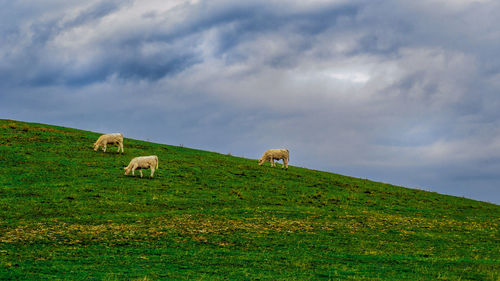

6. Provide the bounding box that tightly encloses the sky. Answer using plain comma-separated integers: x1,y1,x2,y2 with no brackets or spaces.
1,0,499,204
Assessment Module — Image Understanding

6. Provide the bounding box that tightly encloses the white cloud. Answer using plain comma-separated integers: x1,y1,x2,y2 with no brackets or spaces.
327,71,370,83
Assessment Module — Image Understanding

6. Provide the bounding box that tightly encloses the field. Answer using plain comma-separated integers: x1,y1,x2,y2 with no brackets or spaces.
0,119,498,280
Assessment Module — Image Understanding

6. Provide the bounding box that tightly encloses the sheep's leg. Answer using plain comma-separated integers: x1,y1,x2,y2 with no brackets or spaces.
132,164,137,176
116,144,121,153
271,159,275,167
139,169,143,178
120,142,124,153
284,158,288,169
150,167,155,178
103,143,107,152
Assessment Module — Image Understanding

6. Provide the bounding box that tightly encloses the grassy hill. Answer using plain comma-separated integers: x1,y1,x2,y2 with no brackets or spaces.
0,119,498,280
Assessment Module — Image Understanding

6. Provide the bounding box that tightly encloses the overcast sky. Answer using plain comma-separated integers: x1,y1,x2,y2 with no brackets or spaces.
1,0,499,204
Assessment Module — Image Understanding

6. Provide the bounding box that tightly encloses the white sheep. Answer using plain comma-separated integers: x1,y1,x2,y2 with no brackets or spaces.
124,155,159,178
93,133,124,153
258,149,289,169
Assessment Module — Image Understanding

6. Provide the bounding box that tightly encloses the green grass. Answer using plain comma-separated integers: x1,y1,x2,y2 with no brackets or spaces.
0,119,498,280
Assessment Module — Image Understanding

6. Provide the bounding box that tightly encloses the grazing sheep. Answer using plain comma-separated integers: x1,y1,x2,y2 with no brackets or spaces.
93,133,124,153
124,155,159,178
258,149,289,169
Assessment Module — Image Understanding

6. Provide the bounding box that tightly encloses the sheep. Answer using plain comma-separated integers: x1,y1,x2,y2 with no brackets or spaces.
93,133,124,153
124,155,159,178
258,149,289,169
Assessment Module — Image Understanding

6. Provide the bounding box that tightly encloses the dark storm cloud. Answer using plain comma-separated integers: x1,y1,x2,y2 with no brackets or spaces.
65,1,124,28
1,0,500,203
201,3,360,56
0,1,201,86
0,0,363,86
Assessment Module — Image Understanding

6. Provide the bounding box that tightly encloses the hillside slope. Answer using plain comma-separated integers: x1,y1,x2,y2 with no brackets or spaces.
0,119,498,280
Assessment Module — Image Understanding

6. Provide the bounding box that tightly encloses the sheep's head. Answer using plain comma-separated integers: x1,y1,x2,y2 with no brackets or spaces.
258,158,264,166
124,167,130,175
93,143,99,151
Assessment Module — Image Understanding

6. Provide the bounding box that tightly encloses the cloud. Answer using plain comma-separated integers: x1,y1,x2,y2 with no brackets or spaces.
0,0,367,86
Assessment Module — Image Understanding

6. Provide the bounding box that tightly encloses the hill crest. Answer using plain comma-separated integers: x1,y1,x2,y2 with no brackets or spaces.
0,119,498,280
